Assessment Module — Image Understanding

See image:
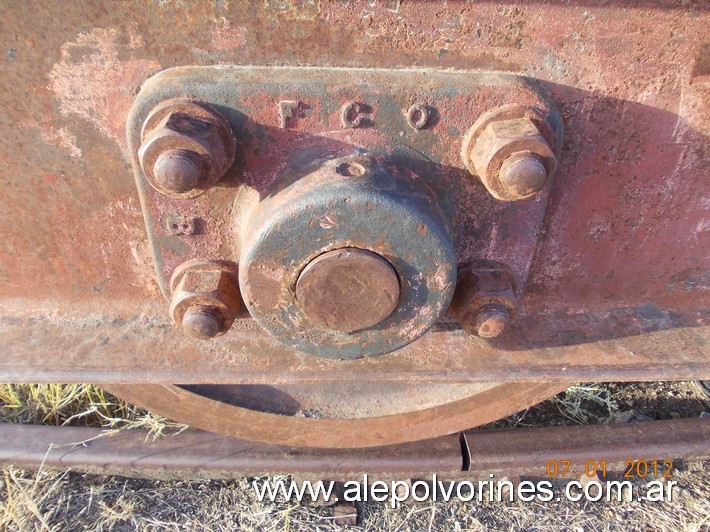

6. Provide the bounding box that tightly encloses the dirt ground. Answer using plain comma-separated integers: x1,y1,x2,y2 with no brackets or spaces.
1,381,709,531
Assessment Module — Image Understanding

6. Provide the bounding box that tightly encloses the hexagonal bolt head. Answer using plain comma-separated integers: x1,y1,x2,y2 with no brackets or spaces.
138,102,235,197
464,114,557,201
169,263,241,340
450,263,517,339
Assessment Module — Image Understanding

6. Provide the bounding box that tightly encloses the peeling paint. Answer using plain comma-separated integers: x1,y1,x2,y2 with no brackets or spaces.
48,28,159,149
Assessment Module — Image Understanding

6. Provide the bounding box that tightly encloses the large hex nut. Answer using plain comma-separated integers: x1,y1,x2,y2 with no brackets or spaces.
138,100,236,198
462,106,558,201
450,262,517,338
169,261,241,340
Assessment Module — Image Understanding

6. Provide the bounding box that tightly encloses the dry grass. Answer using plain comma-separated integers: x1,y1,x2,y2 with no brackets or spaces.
2,462,708,531
0,384,187,438
0,384,113,425
1,382,709,531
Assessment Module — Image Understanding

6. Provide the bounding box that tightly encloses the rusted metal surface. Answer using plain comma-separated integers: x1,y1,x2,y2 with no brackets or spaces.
1,300,708,384
463,417,710,476
152,150,203,195
103,382,570,448
462,106,558,201
470,304,511,339
1,418,707,479
128,67,561,357
0,423,462,478
450,262,518,338
0,2,707,382
0,1,707,303
405,102,430,130
499,152,548,199
169,260,241,340
181,305,223,340
127,67,558,308
295,248,401,333
138,99,236,197
177,382,517,419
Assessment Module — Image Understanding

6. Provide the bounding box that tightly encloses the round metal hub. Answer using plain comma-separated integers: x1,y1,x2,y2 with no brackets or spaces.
237,156,457,359
104,382,570,449
295,248,400,332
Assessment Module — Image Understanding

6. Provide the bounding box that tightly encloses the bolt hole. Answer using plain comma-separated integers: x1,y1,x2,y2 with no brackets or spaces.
171,224,179,230
336,163,365,177
406,102,429,130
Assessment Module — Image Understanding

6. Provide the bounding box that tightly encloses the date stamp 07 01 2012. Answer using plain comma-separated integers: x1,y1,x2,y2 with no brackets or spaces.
546,459,674,479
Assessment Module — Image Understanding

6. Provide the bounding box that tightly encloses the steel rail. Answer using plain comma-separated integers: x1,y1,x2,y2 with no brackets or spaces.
1,418,707,480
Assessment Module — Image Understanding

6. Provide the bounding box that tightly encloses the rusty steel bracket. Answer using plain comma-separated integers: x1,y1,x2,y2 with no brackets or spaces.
126,66,563,357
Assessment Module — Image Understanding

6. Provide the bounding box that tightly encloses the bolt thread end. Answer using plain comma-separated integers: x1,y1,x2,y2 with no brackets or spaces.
468,303,510,338
182,305,224,340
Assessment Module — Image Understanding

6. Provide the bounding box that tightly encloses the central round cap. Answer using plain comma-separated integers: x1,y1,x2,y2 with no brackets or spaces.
295,248,400,332
237,155,456,359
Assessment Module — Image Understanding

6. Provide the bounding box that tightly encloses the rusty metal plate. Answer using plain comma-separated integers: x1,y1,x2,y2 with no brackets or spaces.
0,2,708,384
125,67,563,358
